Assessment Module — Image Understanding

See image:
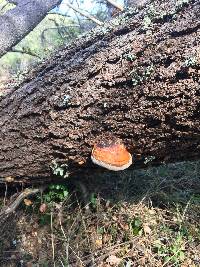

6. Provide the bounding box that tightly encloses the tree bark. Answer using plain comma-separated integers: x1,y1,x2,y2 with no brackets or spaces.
0,0,200,182
0,0,62,57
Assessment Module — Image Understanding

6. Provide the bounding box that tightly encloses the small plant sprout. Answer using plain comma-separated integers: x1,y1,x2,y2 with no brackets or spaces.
129,217,143,236
154,231,186,265
90,193,98,210
43,184,69,203
184,57,197,67
145,64,154,76
144,155,156,164
123,53,137,62
131,70,144,85
50,160,69,178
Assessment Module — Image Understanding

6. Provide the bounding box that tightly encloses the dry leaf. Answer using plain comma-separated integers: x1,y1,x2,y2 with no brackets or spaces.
24,198,32,206
95,238,102,248
5,176,14,182
103,233,112,244
78,160,85,165
106,255,121,266
143,224,152,234
148,209,156,215
39,203,47,213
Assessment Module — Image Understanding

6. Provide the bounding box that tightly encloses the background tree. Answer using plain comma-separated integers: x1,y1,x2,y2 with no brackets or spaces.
0,0,64,57
0,0,113,83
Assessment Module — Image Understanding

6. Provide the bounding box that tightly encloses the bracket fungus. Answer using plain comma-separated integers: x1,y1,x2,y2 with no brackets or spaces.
91,137,132,171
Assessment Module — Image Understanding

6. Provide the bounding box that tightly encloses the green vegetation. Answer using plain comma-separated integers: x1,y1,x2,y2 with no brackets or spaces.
42,184,69,204
50,160,69,178
154,231,186,265
129,217,143,236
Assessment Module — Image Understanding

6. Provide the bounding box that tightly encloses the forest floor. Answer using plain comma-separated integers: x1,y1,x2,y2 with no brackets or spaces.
0,161,199,267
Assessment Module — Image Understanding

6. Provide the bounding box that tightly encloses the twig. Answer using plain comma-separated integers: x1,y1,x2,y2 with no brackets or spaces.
69,238,142,266
7,0,18,4
51,211,56,267
181,198,192,222
68,245,85,266
0,176,68,184
11,48,41,59
42,25,79,38
58,210,69,262
161,243,188,267
59,259,65,267
106,0,124,11
0,188,41,218
48,11,70,17
0,2,10,13
63,2,103,26
77,196,95,265
3,183,8,206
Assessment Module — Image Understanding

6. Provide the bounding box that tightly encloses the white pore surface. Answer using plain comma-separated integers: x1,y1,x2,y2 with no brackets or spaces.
91,154,132,171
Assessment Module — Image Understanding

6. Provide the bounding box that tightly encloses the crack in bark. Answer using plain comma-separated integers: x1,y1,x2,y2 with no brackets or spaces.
170,23,200,37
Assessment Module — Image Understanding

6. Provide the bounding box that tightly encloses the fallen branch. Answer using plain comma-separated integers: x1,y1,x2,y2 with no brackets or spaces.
0,188,41,218
106,0,124,11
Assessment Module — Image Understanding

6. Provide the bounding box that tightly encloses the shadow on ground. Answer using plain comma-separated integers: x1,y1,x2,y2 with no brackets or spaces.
76,160,200,207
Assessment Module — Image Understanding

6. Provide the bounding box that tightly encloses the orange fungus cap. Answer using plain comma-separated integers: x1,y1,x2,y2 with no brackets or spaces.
91,138,132,171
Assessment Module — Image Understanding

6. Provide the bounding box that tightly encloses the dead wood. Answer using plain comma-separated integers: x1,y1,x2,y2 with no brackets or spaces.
0,188,41,219
0,0,200,183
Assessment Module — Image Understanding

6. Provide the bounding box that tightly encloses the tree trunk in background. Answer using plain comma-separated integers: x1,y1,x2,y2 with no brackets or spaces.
0,0,200,182
0,0,62,57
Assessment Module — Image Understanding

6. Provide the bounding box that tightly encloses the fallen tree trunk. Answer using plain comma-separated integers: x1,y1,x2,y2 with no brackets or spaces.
0,0,200,182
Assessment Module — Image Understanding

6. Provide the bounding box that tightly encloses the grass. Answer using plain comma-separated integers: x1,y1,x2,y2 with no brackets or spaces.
0,160,200,266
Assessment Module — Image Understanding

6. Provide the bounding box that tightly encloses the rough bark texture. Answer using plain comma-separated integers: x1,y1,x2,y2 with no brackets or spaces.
0,0,200,182
0,0,62,57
